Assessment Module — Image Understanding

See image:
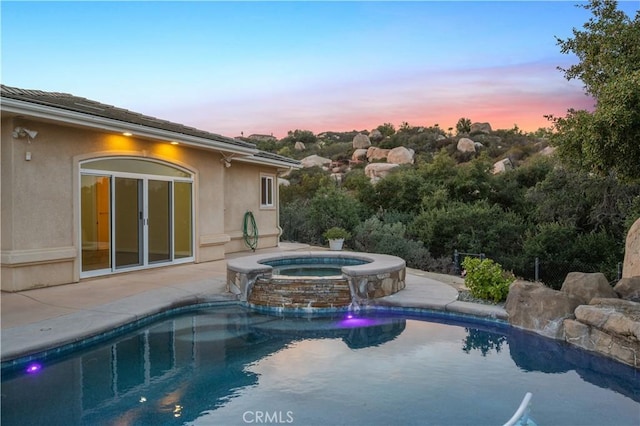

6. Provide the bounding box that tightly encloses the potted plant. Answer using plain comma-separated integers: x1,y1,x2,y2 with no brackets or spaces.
323,227,351,251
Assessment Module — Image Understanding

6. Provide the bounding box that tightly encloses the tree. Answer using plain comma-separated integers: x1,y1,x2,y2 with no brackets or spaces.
550,0,640,180
376,122,396,137
456,117,471,135
281,129,317,145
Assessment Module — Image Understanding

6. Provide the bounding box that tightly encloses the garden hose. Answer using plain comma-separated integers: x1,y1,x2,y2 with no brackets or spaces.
243,211,259,251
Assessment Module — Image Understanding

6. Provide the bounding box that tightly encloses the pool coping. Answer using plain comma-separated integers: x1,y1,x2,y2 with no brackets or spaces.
226,250,406,277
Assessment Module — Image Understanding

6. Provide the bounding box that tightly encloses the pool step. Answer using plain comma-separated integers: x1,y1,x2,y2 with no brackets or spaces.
249,277,352,308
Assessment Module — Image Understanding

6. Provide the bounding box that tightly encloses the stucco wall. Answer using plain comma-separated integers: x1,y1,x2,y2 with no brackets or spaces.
223,163,280,253
1,116,282,291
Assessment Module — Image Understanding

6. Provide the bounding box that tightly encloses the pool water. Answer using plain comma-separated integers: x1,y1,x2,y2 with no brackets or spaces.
263,256,369,277
271,264,343,276
1,305,638,425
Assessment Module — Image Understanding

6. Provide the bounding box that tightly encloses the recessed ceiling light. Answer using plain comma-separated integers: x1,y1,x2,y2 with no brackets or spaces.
122,132,133,137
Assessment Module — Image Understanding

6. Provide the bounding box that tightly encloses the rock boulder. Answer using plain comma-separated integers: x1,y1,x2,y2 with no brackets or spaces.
470,122,492,134
352,133,371,149
369,129,384,142
351,148,368,162
560,272,617,304
623,218,640,278
456,138,476,153
540,146,557,156
364,163,399,183
294,141,306,151
367,146,390,162
564,298,640,368
614,277,640,302
300,155,331,169
505,280,582,339
492,158,513,174
387,146,415,165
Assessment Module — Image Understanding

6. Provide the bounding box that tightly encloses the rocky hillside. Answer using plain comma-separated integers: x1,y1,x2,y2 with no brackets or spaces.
241,122,555,183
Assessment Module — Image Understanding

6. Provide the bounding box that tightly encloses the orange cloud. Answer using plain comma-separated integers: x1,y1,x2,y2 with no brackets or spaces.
149,61,594,138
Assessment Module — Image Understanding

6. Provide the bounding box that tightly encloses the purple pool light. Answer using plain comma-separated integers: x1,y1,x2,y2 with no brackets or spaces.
25,363,42,374
339,315,384,328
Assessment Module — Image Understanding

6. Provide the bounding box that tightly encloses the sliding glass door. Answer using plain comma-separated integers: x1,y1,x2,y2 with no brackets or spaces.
148,179,171,264
81,175,111,272
81,158,193,277
114,177,143,269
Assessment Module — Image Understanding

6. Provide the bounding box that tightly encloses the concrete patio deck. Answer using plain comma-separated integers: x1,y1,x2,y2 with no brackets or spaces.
1,243,507,364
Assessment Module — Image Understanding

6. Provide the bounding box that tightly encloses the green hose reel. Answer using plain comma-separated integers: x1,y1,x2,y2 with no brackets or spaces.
243,211,259,251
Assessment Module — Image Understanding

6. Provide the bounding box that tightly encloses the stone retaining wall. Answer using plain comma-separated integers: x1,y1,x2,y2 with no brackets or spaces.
249,277,352,309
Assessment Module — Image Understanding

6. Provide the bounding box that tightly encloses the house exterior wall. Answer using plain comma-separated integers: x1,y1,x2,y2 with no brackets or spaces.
1,116,282,291
223,164,280,253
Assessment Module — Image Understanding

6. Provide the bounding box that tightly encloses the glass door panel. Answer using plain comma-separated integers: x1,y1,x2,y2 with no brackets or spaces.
174,182,193,259
115,177,142,268
148,180,171,263
81,175,111,272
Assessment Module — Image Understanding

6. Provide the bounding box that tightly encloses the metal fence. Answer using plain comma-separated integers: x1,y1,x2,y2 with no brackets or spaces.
453,250,485,276
453,249,623,290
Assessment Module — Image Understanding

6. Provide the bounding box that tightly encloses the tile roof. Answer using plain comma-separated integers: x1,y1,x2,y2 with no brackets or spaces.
2,84,300,167
1,84,255,150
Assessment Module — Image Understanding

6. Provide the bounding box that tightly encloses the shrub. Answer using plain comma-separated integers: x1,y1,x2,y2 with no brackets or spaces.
352,217,435,270
323,227,351,241
462,257,515,302
307,187,363,241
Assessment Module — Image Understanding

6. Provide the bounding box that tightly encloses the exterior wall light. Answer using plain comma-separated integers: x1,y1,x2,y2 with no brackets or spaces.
12,127,38,141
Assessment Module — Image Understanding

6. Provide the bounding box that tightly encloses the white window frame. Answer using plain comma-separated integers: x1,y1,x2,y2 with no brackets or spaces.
260,174,275,209
79,157,194,278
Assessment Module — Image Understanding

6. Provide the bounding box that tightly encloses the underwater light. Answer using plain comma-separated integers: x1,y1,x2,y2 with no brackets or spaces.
339,316,383,328
26,363,42,374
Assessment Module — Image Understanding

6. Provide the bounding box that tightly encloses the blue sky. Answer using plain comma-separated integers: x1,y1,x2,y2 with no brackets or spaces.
2,1,638,138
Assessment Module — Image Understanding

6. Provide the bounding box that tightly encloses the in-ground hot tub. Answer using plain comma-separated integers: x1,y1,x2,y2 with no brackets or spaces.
226,251,406,311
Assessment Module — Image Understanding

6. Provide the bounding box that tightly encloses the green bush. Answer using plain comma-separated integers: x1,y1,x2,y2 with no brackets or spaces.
307,187,363,242
462,257,515,302
352,217,435,270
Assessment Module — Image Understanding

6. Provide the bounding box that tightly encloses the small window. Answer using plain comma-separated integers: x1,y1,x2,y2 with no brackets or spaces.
260,175,274,208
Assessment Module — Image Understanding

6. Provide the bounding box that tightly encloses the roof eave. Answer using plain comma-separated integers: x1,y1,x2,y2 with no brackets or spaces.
1,98,259,157
234,155,302,170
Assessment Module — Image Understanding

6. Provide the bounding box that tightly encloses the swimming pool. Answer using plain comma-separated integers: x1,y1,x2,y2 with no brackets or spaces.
1,305,638,425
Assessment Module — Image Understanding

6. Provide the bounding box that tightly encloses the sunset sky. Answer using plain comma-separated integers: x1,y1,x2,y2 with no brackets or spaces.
2,1,638,138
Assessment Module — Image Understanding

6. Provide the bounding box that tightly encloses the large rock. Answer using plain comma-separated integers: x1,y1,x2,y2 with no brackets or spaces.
387,146,415,165
540,146,557,156
366,146,390,161
364,163,399,183
492,158,513,174
294,141,306,151
614,277,640,302
351,148,368,162
300,155,331,169
561,272,617,304
456,138,476,153
623,218,640,278
564,298,640,368
352,133,371,149
505,280,582,339
369,129,384,142
470,122,492,134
